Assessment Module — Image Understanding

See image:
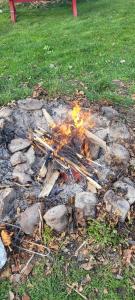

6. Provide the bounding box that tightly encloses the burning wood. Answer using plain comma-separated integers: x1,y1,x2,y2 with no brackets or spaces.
32,104,105,191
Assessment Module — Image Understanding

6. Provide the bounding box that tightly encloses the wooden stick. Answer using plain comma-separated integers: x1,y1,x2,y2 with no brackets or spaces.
85,129,107,150
42,108,55,127
66,283,88,300
39,169,60,198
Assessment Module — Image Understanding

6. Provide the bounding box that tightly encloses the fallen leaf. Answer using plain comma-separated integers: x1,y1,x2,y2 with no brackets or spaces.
80,262,93,271
123,248,133,265
9,291,15,300
131,94,135,101
22,294,30,300
1,230,12,247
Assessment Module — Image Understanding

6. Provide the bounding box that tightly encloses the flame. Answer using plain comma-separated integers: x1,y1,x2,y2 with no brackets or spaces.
44,102,94,157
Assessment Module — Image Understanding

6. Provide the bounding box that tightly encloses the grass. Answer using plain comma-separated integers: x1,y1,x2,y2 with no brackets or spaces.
0,257,135,300
0,0,135,105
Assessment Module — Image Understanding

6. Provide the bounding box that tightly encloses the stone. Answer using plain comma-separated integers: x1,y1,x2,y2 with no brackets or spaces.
12,171,32,185
104,190,130,222
44,205,68,232
0,118,5,129
13,163,34,175
94,128,109,141
10,151,27,166
101,106,119,120
0,238,7,269
8,138,31,153
109,124,130,143
19,203,43,234
108,144,130,165
0,107,12,119
89,143,100,160
75,192,98,218
17,99,43,111
25,146,35,165
0,188,16,220
113,179,135,205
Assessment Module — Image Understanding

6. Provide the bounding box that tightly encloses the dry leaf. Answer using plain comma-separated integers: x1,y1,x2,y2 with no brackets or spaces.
80,262,93,271
131,94,135,101
123,248,133,265
22,294,30,300
9,291,15,300
1,230,12,247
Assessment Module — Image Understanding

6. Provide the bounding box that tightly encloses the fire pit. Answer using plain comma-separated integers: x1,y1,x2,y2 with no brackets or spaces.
0,97,135,236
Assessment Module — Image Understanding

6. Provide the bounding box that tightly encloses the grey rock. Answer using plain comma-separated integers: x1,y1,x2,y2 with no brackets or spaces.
75,192,98,218
0,188,16,220
108,143,130,164
19,203,43,234
17,98,44,111
94,128,109,141
8,138,31,153
0,107,12,119
0,238,7,269
44,205,68,232
10,151,27,166
104,190,130,222
113,179,135,205
109,124,130,143
12,171,32,185
25,146,35,165
59,183,83,202
89,143,100,160
102,106,119,120
13,163,34,175
0,118,5,129
116,199,130,222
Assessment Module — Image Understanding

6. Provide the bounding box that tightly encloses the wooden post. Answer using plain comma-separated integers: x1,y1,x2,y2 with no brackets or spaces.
72,0,77,17
9,0,16,22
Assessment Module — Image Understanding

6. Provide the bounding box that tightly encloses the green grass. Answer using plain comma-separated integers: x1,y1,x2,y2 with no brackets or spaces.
0,0,135,105
0,257,134,300
87,219,124,247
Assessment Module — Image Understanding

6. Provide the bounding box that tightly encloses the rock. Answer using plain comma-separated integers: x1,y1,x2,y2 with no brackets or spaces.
13,163,34,175
0,188,16,220
116,199,130,222
10,151,27,166
0,238,7,269
109,123,130,143
113,179,135,205
12,171,32,185
19,203,43,234
0,118,5,129
104,190,130,222
94,128,109,141
108,143,130,164
18,99,43,111
75,192,97,218
8,138,31,153
25,146,35,165
89,143,100,160
101,106,119,120
44,205,68,232
0,107,12,119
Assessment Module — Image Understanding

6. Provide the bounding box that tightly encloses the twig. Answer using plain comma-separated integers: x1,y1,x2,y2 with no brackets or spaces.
16,245,50,258
20,254,34,274
66,283,88,300
74,240,87,257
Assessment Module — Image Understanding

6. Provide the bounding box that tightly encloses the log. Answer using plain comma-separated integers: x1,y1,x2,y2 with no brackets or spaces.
85,129,108,150
39,168,60,198
42,108,55,127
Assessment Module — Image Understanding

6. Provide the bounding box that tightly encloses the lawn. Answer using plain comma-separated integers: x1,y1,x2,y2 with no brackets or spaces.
0,0,135,105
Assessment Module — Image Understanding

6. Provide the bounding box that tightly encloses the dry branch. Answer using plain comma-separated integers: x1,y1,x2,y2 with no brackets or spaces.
39,167,60,198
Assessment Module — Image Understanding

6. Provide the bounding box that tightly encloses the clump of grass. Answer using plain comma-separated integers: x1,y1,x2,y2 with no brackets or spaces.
43,225,53,244
87,219,123,246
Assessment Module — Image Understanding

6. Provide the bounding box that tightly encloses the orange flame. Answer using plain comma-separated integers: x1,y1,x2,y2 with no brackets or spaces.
44,102,94,157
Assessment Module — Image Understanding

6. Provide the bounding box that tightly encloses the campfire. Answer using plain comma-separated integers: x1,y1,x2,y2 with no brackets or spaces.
0,97,134,265
32,103,108,197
